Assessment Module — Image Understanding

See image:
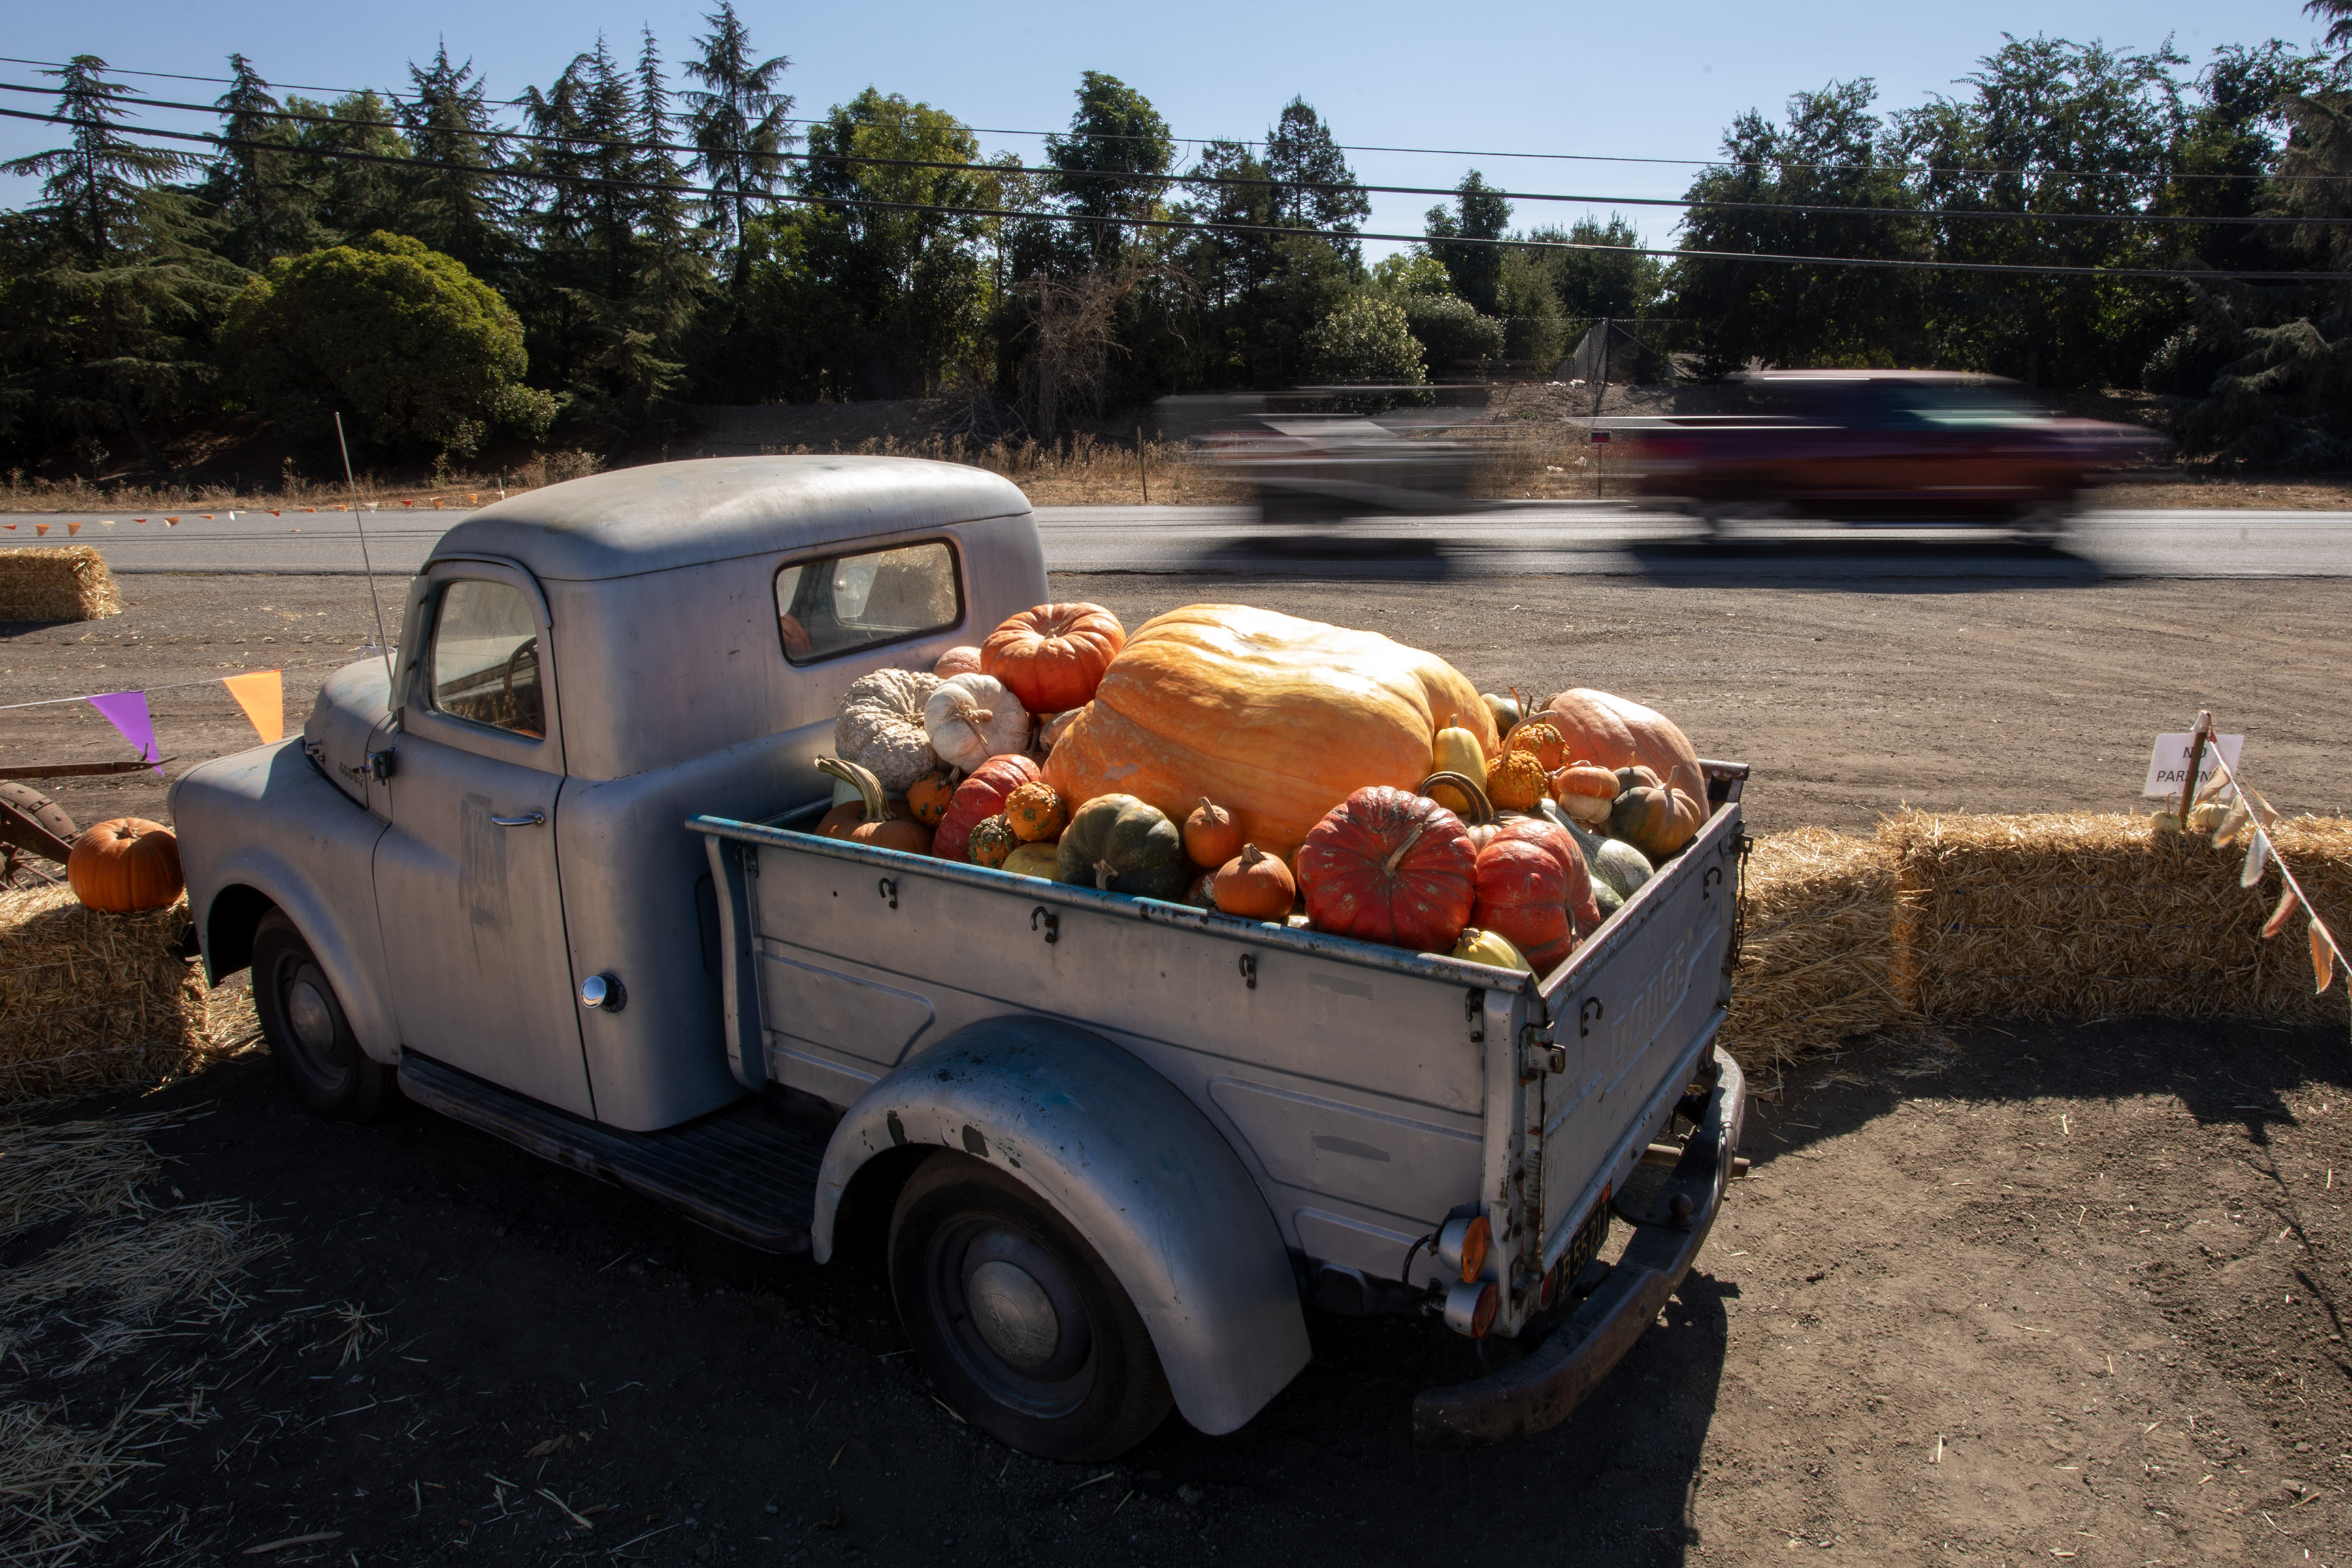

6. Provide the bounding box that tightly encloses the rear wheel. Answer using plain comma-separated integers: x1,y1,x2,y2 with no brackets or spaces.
251,910,395,1122
888,1152,1171,1460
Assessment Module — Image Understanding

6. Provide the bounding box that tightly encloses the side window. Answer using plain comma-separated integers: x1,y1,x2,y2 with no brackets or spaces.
427,580,545,738
774,541,961,666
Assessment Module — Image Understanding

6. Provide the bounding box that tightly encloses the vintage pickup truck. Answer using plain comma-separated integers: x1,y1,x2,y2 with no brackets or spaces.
170,456,1748,1460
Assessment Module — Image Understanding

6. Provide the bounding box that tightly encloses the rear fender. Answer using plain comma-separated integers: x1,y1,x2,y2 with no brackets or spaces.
172,740,398,1062
813,1016,1312,1437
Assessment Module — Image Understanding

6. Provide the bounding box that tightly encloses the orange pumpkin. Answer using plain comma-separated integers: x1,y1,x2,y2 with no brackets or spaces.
1485,749,1550,811
1212,843,1297,921
1003,780,1068,842
934,645,985,678
813,759,934,855
904,772,956,828
981,603,1127,713
67,817,184,913
1540,689,1707,857
1043,605,1498,862
1504,721,1568,772
1184,797,1244,868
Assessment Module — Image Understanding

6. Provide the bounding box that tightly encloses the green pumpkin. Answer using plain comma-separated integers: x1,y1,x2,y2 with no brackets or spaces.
1056,794,1188,899
968,815,1021,869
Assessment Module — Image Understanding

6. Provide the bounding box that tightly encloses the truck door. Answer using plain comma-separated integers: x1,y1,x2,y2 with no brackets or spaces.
372,563,593,1117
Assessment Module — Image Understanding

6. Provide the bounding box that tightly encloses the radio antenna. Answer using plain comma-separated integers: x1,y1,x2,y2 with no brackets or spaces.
335,412,396,688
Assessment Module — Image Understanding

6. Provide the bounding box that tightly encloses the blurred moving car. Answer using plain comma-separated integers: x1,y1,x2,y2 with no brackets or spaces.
1177,391,1487,525
1625,370,2167,541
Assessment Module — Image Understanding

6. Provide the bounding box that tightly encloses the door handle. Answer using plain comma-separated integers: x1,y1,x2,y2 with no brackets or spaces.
489,811,545,827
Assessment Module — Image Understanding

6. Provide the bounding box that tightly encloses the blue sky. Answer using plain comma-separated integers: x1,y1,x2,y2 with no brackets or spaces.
0,0,2328,257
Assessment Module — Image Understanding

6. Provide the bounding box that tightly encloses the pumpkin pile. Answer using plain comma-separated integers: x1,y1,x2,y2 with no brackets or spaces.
814,600,1710,978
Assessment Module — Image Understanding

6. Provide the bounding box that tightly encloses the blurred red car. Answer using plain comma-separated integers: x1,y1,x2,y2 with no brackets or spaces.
1627,370,2167,541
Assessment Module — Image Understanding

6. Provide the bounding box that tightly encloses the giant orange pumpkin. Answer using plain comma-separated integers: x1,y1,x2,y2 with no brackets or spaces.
67,817,184,912
981,603,1126,713
1540,689,1708,857
1043,605,1498,862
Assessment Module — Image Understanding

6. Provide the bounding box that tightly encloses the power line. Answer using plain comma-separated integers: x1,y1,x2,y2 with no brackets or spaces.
0,50,2336,186
5,82,2342,231
5,106,2339,284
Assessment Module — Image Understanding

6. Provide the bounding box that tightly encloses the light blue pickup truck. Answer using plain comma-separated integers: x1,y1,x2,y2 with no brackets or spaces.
171,456,1748,1460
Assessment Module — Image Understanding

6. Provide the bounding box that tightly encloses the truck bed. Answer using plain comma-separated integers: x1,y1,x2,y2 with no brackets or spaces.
694,766,1744,1321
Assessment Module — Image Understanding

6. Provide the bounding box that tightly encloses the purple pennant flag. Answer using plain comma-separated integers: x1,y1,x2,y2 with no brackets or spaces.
86,690,162,775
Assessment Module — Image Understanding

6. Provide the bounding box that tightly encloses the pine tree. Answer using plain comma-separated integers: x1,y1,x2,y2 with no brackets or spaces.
1424,172,1511,316
204,54,319,267
1,55,241,476
1045,72,1173,265
399,43,510,278
683,2,793,294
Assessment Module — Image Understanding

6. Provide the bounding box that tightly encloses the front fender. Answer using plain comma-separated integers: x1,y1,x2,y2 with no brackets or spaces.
171,739,397,1061
814,1016,1312,1437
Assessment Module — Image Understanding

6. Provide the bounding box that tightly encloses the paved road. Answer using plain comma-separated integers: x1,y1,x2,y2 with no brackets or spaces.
8,503,2350,581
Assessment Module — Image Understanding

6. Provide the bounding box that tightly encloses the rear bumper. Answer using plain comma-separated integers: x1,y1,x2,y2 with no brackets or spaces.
1410,1046,1746,1449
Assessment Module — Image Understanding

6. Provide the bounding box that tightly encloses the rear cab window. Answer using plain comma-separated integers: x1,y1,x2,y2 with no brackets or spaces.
774,541,962,664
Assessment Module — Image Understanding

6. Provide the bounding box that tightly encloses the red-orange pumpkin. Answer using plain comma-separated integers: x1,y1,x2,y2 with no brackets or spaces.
1470,839,1572,973
1488,815,1601,939
67,817,183,912
1212,843,1296,921
932,754,1043,863
1296,787,1477,953
981,603,1126,713
934,645,985,678
1541,689,1707,857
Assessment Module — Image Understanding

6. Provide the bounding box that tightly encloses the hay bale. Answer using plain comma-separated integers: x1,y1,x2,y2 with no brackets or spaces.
0,885,208,1103
1721,828,1906,1077
1884,810,2352,1024
0,546,123,622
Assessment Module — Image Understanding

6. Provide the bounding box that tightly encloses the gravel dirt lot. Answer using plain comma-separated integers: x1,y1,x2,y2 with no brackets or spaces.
5,566,2351,1566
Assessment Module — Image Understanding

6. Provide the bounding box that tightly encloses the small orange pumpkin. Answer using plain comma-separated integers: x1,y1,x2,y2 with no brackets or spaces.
1212,842,1296,921
1550,764,1620,826
1184,797,1244,868
1004,780,1068,842
904,772,956,828
934,645,985,678
813,758,934,855
67,817,183,913
1504,721,1568,772
968,815,1021,869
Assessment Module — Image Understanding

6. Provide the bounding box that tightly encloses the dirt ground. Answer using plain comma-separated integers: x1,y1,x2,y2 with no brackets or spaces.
6,568,2351,1565
19,1015,2345,1567
10,570,2345,840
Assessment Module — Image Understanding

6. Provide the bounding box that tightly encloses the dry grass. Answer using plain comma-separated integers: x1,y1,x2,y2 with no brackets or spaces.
0,450,606,515
0,549,121,625
0,1105,282,1565
0,889,261,1108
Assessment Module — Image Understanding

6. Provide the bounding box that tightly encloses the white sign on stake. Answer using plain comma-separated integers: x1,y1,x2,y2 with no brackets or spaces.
2142,732,2245,799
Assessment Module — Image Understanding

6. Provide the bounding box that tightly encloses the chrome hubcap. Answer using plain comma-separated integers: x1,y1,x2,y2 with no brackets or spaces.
286,976,336,1052
968,1258,1060,1368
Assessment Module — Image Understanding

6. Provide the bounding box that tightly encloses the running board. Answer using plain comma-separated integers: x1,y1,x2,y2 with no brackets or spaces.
397,1053,823,1254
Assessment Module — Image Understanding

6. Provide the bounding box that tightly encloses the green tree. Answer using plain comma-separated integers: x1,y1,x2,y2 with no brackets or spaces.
284,91,410,244
1522,215,1663,319
1266,98,1369,248
0,55,240,474
223,231,554,463
750,89,996,398
1403,293,1504,372
1675,79,1929,374
1424,171,1510,314
1369,250,1453,298
1045,72,1174,264
397,44,510,280
204,54,323,269
1495,248,1563,364
1305,293,1425,384
683,1,793,294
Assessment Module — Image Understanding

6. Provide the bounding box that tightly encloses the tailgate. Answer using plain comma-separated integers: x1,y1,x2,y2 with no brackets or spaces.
1534,796,1742,1277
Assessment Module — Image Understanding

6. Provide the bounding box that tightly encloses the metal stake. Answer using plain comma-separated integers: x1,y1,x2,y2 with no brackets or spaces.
335,412,396,689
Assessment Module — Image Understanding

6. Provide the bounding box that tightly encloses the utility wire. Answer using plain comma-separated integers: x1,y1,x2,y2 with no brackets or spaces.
0,50,2338,186
3,84,2342,230
5,106,2339,283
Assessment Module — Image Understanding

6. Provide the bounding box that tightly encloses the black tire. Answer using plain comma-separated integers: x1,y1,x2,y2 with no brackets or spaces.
889,1152,1171,1461
251,909,395,1122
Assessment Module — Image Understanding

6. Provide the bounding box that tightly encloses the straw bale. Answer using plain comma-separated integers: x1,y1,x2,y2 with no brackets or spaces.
1721,828,1907,1077
1884,810,2352,1024
0,885,209,1103
0,545,122,623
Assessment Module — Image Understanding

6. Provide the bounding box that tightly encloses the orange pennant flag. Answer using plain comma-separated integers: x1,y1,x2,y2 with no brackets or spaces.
221,670,284,744
33,523,48,536
67,521,80,535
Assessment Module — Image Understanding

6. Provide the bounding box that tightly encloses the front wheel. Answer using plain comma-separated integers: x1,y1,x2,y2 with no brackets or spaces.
889,1152,1171,1460
251,910,395,1122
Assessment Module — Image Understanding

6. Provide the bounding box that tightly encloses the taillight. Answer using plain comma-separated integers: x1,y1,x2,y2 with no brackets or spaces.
1437,1215,1490,1282
1443,1279,1500,1339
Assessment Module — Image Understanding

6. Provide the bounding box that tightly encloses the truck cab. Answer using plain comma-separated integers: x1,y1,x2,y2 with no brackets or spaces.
172,455,1746,1460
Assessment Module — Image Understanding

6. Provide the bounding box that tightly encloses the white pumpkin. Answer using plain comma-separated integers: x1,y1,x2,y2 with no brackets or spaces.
835,668,942,791
924,674,1031,774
